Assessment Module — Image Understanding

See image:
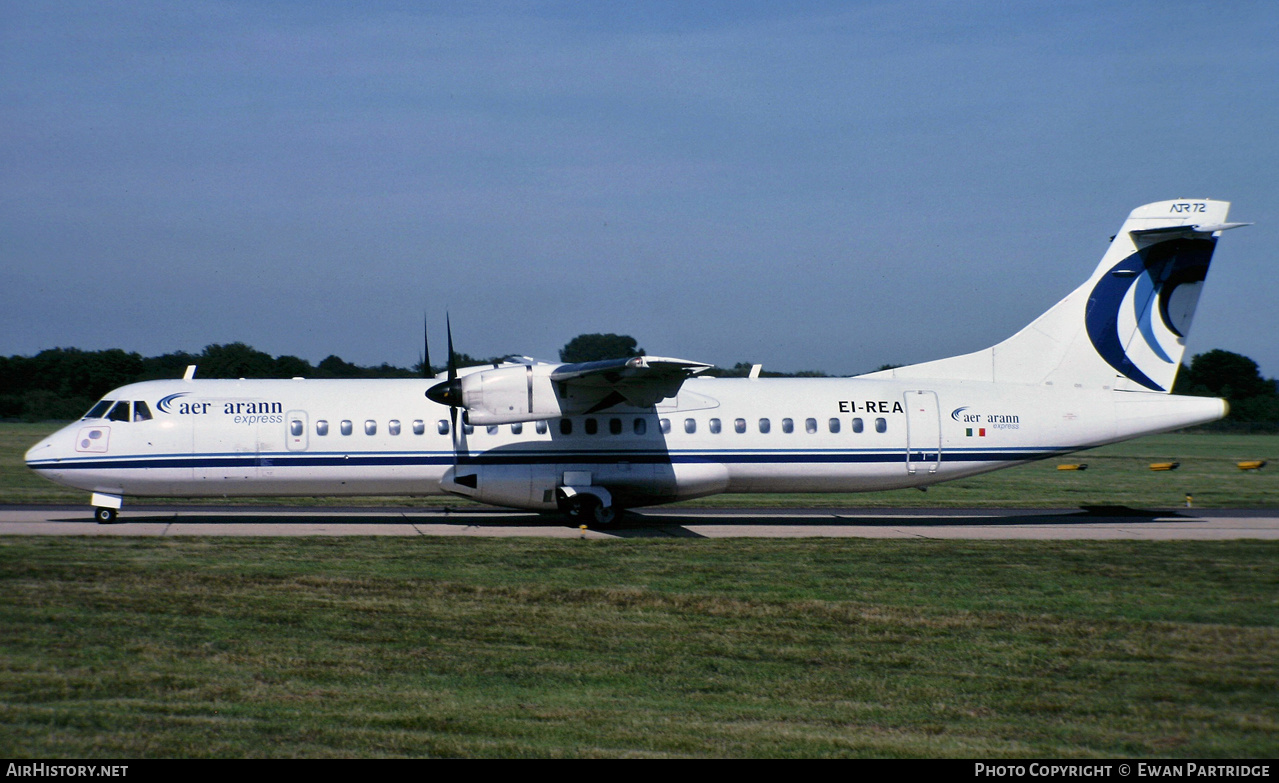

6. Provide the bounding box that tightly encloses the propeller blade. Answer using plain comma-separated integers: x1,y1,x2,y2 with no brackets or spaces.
446,312,457,382
450,405,460,457
425,313,463,406
422,313,465,467
422,315,431,378
447,316,466,464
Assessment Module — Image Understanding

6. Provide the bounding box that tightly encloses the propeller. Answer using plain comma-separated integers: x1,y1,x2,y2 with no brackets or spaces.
426,314,463,409
425,314,466,459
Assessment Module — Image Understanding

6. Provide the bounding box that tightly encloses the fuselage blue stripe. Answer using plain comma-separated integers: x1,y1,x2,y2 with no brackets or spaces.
29,447,1073,471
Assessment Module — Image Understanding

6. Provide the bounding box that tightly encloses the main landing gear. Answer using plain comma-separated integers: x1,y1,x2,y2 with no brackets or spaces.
564,494,620,526
558,487,621,526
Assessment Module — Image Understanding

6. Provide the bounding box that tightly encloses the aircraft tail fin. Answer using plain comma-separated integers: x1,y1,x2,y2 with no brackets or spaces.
866,199,1245,392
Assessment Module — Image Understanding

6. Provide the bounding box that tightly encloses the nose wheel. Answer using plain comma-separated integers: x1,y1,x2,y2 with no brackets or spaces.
89,493,122,524
93,506,118,524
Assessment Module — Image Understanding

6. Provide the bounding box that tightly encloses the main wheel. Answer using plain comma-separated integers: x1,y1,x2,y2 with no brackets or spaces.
94,507,118,524
564,494,593,520
562,494,619,527
591,502,619,526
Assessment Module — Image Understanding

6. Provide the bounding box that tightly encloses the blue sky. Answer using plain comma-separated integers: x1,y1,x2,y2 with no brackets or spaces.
3,1,1276,376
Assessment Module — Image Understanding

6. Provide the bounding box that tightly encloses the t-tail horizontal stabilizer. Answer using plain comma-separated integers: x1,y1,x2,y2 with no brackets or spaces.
864,199,1246,393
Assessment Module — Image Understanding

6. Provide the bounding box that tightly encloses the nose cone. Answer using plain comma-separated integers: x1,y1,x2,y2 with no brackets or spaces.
25,429,69,485
25,422,80,471
24,434,57,468
24,424,101,492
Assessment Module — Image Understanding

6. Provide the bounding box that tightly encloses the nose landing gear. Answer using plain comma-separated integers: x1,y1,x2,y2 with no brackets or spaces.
90,492,122,524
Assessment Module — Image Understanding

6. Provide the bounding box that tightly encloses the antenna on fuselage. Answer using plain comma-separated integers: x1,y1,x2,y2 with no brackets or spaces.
183,365,197,381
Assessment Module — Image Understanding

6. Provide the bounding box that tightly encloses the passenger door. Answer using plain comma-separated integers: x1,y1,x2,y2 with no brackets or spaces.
904,390,941,475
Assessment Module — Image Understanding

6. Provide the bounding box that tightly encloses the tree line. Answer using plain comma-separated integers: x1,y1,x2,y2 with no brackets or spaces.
2,338,1275,425
1171,349,1279,425
0,344,421,421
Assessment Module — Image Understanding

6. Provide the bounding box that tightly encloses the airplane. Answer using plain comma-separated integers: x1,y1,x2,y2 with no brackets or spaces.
25,199,1248,525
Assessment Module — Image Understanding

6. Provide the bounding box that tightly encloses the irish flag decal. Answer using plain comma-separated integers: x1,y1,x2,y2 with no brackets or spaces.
965,428,986,437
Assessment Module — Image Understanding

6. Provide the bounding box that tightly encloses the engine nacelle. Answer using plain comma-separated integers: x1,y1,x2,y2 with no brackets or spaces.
432,355,710,425
458,364,626,425
458,365,564,425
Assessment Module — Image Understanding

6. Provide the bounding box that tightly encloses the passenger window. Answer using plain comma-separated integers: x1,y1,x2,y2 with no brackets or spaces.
828,418,841,433
734,418,746,433
684,418,696,434
852,417,863,433
436,419,449,435
389,420,401,436
585,418,598,435
84,401,113,419
413,420,425,435
875,417,887,433
364,420,377,436
560,419,572,435
133,401,153,421
511,422,523,435
709,418,721,434
463,423,474,435
758,418,771,434
536,420,548,435
805,418,817,434
660,418,671,434
782,418,794,433
609,418,622,435
341,420,353,436
290,419,304,437
633,418,647,435
486,425,499,435
316,420,329,436
108,402,131,422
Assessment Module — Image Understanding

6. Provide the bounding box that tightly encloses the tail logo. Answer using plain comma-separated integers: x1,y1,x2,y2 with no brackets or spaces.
1085,238,1214,391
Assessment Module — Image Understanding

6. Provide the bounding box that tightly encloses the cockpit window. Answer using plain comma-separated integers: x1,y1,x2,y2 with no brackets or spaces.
107,402,131,422
84,401,113,419
134,401,153,421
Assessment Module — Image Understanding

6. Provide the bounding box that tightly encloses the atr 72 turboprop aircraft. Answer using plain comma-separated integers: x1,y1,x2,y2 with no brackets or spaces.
26,199,1247,524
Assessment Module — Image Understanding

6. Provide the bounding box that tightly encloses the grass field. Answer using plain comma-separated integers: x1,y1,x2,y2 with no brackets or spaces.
1,536,1276,758
4,422,1277,508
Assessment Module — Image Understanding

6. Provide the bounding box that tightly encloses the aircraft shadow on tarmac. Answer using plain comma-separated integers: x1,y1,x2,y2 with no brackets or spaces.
612,506,1195,537
52,504,1198,537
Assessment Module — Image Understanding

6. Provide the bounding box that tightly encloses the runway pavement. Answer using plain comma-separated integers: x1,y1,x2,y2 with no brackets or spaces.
2,504,1277,539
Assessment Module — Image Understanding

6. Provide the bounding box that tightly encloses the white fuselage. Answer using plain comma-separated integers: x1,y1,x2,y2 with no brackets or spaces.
24,375,1225,511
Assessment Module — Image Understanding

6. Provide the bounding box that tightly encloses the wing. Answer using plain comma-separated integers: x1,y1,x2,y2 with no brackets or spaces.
431,354,715,424
551,356,713,409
